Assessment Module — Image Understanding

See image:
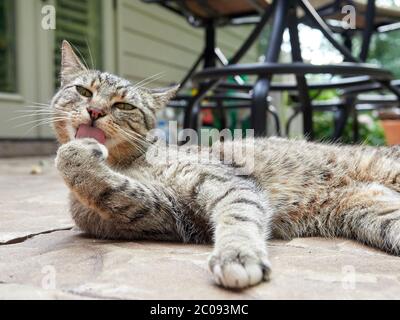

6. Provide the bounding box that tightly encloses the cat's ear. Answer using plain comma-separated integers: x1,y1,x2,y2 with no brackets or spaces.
150,84,180,110
60,40,87,86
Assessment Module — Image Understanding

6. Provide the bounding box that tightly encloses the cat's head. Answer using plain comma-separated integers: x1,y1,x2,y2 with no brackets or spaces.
51,40,178,164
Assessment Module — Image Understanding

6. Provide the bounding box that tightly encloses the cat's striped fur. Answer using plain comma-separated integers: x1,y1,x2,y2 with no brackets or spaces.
53,41,400,289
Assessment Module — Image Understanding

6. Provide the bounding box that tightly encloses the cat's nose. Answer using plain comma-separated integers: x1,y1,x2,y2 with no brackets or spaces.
87,107,105,121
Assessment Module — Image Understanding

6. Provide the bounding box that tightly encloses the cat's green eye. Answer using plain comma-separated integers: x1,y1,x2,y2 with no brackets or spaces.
76,85,93,98
113,102,137,111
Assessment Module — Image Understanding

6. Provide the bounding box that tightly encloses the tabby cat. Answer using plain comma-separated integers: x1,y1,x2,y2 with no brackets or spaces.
53,41,400,289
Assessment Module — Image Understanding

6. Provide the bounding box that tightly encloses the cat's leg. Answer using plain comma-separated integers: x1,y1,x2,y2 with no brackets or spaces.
197,176,273,289
317,182,400,254
55,138,178,238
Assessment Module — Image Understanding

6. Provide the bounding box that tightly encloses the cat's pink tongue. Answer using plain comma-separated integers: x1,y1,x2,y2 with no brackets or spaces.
76,124,106,144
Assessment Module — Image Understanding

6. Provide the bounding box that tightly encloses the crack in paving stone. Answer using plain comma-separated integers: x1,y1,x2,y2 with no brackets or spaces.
0,227,73,246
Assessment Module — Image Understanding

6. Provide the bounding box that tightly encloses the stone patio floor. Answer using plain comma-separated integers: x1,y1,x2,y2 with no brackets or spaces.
0,156,399,300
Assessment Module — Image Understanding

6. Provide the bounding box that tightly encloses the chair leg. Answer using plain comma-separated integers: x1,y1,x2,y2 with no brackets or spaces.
332,97,354,142
285,108,301,137
351,104,360,143
251,0,289,136
267,106,281,136
216,100,227,130
288,4,313,139
252,78,270,136
332,108,348,141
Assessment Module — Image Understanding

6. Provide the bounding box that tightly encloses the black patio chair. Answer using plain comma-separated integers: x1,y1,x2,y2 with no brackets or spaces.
144,0,399,142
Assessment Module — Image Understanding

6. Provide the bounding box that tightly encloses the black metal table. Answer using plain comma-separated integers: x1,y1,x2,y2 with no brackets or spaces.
144,0,400,140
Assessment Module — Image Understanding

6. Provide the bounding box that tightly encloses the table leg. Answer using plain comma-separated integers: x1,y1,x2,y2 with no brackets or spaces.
183,19,216,130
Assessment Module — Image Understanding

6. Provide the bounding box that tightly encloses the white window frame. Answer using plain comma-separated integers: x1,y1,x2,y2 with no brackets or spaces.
0,0,115,139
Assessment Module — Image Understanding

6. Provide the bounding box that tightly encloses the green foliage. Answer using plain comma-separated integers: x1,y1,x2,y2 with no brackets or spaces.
310,89,386,146
309,88,337,101
313,111,386,146
367,31,400,79
352,114,386,146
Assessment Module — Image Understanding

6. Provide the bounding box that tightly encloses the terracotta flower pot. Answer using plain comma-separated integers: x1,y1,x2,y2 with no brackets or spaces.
381,120,400,146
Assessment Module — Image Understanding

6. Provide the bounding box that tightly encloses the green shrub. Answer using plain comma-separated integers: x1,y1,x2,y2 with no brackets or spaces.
313,111,386,146
306,89,386,146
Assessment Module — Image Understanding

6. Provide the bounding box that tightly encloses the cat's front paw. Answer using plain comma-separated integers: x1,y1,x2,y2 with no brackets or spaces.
55,138,108,172
208,247,271,289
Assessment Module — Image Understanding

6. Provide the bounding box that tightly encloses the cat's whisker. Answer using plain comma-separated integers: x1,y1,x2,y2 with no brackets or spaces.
25,104,51,109
8,113,58,122
118,130,148,154
17,105,68,115
24,118,67,129
19,118,67,136
15,109,54,113
14,116,69,128
11,113,61,120
15,120,67,131
120,129,152,149
132,72,165,91
121,132,144,151
18,114,68,121
119,141,145,156
133,76,165,92
122,125,154,145
127,139,148,155
124,132,151,146
132,72,164,88
13,107,68,114
19,106,53,111
26,101,52,107
14,109,69,116
85,38,95,69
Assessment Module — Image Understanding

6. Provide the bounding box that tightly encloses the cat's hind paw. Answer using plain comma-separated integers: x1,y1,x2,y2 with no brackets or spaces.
208,249,271,289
